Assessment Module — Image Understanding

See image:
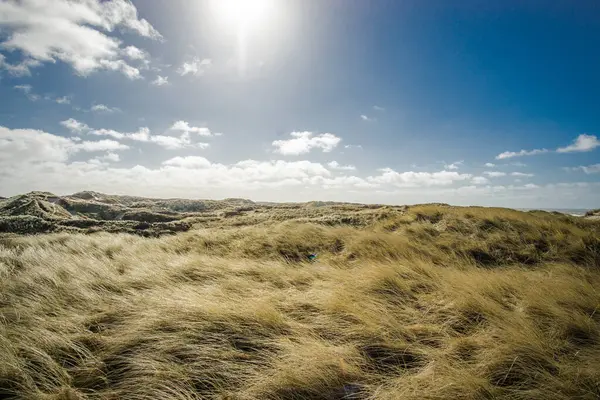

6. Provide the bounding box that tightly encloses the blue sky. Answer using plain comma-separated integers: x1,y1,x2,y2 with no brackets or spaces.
1,0,599,208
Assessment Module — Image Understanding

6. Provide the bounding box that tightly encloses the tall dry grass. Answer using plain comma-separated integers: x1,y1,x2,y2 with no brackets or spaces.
1,205,600,399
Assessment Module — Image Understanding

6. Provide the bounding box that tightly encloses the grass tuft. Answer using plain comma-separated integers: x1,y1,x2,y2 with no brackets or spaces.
1,201,600,399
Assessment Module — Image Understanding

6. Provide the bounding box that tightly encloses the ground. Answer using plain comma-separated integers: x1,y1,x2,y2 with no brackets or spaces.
1,192,600,399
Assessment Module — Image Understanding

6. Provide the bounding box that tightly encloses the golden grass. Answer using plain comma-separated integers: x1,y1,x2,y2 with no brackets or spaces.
1,205,600,399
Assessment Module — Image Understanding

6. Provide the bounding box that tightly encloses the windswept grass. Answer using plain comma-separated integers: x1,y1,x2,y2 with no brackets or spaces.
1,205,600,399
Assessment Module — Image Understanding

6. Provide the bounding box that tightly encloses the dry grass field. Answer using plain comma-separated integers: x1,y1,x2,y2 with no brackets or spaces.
1,193,600,399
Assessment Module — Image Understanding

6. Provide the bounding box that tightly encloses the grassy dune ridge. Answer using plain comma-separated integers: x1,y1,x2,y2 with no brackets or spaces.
1,199,600,399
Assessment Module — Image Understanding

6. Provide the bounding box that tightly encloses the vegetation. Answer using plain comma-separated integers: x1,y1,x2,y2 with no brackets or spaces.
1,193,600,399
585,209,600,218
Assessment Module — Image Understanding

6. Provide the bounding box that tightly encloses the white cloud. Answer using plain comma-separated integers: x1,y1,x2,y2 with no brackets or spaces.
496,148,548,160
306,175,377,190
360,115,375,122
163,156,212,169
121,45,149,70
373,105,385,112
581,164,600,174
471,176,490,185
98,59,141,79
344,144,363,150
122,45,147,60
85,122,210,150
272,132,341,155
90,104,121,113
556,134,600,153
61,118,90,133
90,128,125,140
149,134,208,150
484,171,506,177
368,169,472,187
510,172,534,177
0,0,160,78
444,160,464,170
484,163,495,167
147,135,182,149
151,75,169,86
76,139,128,152
327,161,356,171
56,96,71,104
0,126,76,164
495,135,599,160
13,84,40,101
13,84,31,92
93,152,120,163
0,54,41,76
511,162,527,167
2,124,599,208
230,160,331,182
177,58,212,76
128,127,151,142
566,164,600,174
0,125,127,172
169,121,216,136
0,132,359,196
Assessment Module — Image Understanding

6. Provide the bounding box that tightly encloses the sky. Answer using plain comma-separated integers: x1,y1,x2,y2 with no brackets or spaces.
0,0,599,208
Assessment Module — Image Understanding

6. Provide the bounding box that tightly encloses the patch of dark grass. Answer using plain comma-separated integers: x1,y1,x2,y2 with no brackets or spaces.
360,343,426,372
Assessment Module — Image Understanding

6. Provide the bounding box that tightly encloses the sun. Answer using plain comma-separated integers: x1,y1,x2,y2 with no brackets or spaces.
210,0,273,30
209,0,279,76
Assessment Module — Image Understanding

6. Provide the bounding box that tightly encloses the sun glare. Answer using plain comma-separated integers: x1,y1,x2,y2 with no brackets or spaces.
211,0,273,29
210,0,277,76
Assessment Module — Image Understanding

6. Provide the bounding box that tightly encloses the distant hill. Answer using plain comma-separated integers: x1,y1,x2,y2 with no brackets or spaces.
585,209,600,219
0,191,230,236
1,190,598,236
0,191,397,236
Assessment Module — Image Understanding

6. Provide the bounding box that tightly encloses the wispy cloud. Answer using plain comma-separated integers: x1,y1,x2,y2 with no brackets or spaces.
471,176,490,185
61,118,90,134
151,75,169,86
556,134,600,153
484,171,507,177
373,105,385,112
90,104,121,113
92,152,120,163
92,126,205,150
122,45,149,61
169,121,219,136
76,140,129,152
327,161,356,171
55,96,71,105
177,58,212,76
0,54,41,76
368,169,472,187
444,160,464,170
581,164,600,174
565,164,600,174
3,123,599,206
61,118,214,150
484,163,495,167
13,84,40,101
511,172,534,177
272,132,341,155
360,114,375,122
163,156,212,169
496,148,548,160
496,134,600,160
